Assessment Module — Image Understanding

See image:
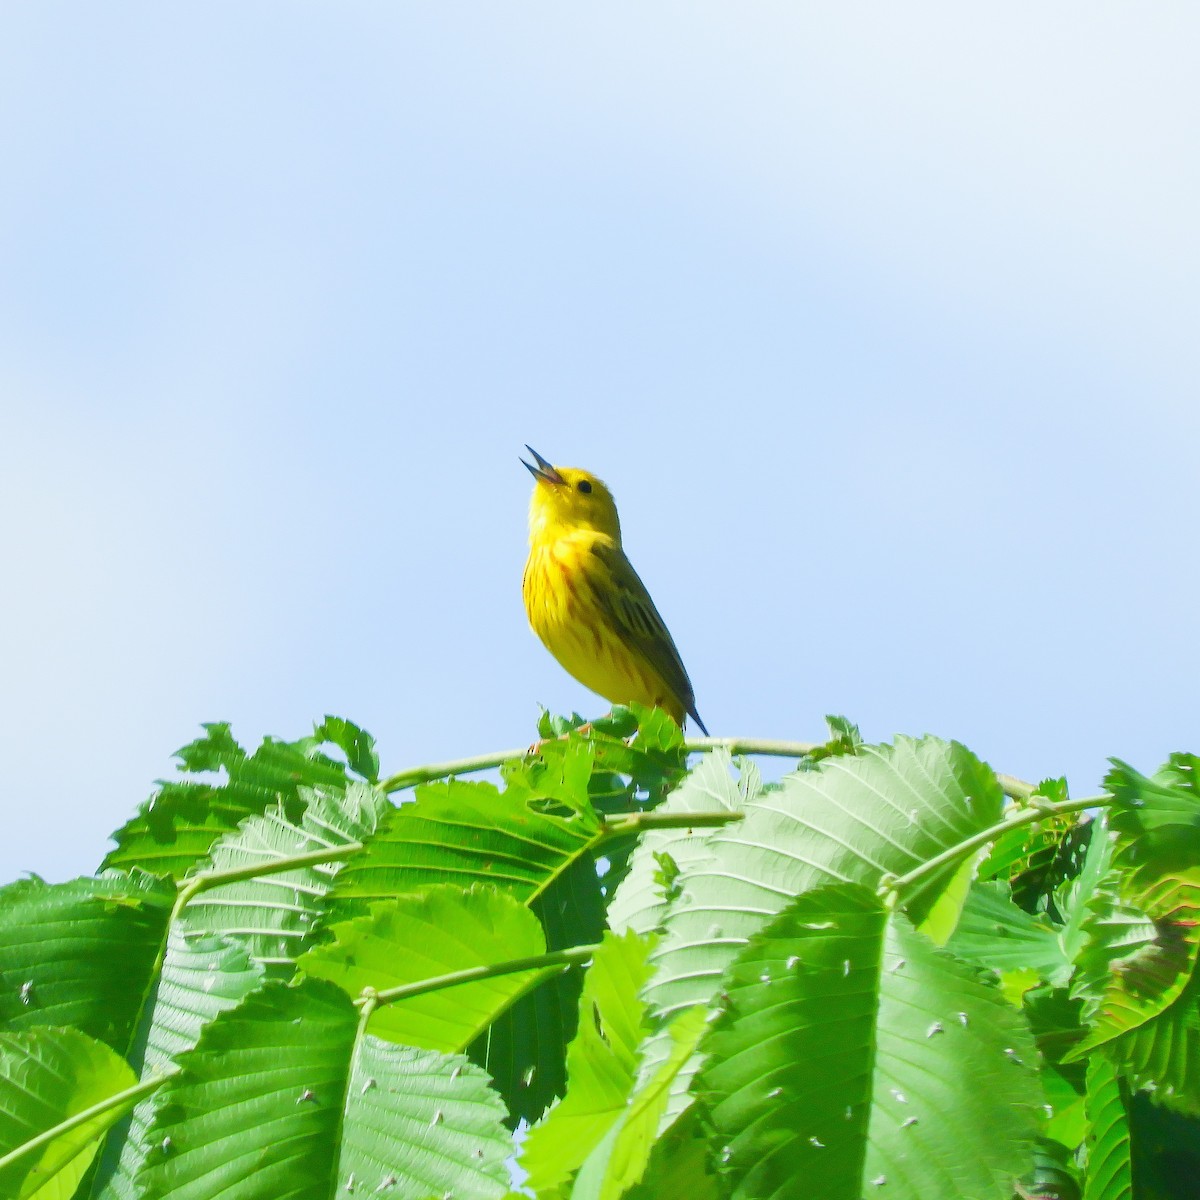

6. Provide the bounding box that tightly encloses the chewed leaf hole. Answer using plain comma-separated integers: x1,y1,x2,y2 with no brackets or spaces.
526,796,579,819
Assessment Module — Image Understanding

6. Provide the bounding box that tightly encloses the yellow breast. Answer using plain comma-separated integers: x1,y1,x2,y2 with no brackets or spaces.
522,536,679,721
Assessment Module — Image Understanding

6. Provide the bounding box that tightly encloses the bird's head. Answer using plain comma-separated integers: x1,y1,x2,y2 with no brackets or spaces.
522,445,621,542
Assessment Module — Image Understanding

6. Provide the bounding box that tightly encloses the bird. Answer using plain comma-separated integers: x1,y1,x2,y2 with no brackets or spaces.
521,446,709,735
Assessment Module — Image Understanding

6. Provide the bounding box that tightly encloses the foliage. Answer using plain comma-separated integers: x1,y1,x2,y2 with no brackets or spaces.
0,710,1196,1198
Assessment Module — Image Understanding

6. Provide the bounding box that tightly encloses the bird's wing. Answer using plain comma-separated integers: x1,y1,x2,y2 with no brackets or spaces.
584,539,704,730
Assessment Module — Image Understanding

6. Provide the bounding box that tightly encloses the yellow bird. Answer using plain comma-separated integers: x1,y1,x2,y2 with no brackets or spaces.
521,446,708,734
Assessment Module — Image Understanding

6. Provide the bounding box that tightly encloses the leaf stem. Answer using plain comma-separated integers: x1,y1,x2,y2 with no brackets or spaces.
380,749,527,793
996,773,1037,802
0,1067,178,1174
379,738,1038,801
600,810,743,838
167,807,741,916
881,794,1109,899
171,843,363,917
356,944,600,1009
682,736,819,758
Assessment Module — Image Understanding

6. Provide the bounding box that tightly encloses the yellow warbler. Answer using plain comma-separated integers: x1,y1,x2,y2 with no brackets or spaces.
521,446,708,734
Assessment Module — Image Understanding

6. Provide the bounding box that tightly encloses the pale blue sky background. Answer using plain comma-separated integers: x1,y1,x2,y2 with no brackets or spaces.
2,5,1196,883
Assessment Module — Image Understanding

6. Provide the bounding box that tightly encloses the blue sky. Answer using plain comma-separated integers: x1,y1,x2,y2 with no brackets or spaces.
2,4,1197,883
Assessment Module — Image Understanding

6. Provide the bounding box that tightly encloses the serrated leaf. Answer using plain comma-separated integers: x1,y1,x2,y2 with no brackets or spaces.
1019,1138,1082,1200
646,736,1004,1021
607,750,758,938
0,1028,138,1200
1075,970,1200,1114
1083,1056,1132,1200
1105,757,1200,884
103,722,370,880
521,930,654,1194
329,741,602,913
915,848,982,947
946,881,1073,984
474,854,606,1127
314,716,380,783
1024,987,1089,1071
340,1038,511,1198
1070,906,1200,1059
136,980,354,1199
572,1006,708,1200
1068,766,1200,1091
1042,1065,1088,1148
135,980,511,1200
300,886,550,1051
1055,818,1114,969
977,781,1084,911
329,752,608,1128
696,883,1040,1200
637,736,1005,1127
520,706,688,812
0,873,173,1051
177,782,388,974
625,1106,719,1200
171,723,246,774
797,714,864,766
92,930,264,1200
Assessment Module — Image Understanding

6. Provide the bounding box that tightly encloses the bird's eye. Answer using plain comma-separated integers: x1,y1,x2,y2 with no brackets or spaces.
577,480,593,494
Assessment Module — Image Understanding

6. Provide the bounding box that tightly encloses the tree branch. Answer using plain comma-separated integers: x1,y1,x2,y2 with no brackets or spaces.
378,736,1039,801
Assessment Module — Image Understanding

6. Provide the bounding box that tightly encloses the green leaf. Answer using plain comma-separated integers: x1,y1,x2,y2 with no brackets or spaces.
92,930,264,1200
797,714,864,765
625,1106,719,1200
571,1006,708,1200
1070,902,1199,1059
1075,969,1200,1114
474,853,606,1127
330,750,608,1127
103,722,367,880
1019,1139,1082,1200
607,750,759,938
524,705,689,810
977,779,1085,911
914,849,982,948
646,736,1004,1020
0,1028,138,1200
300,886,550,1050
1105,756,1200,885
177,782,388,975
1067,767,1200,1099
1054,817,1114,969
340,1037,512,1198
637,736,1005,1127
136,980,354,1199
521,930,654,1194
1071,894,1159,1006
1083,1056,1133,1200
1042,1065,1088,1148
945,881,1072,985
136,981,512,1200
313,715,380,784
0,873,173,1051
1024,987,1090,1072
329,741,603,913
696,883,1041,1200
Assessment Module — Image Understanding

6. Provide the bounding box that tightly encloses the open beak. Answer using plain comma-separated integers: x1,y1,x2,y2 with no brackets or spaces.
521,445,565,485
